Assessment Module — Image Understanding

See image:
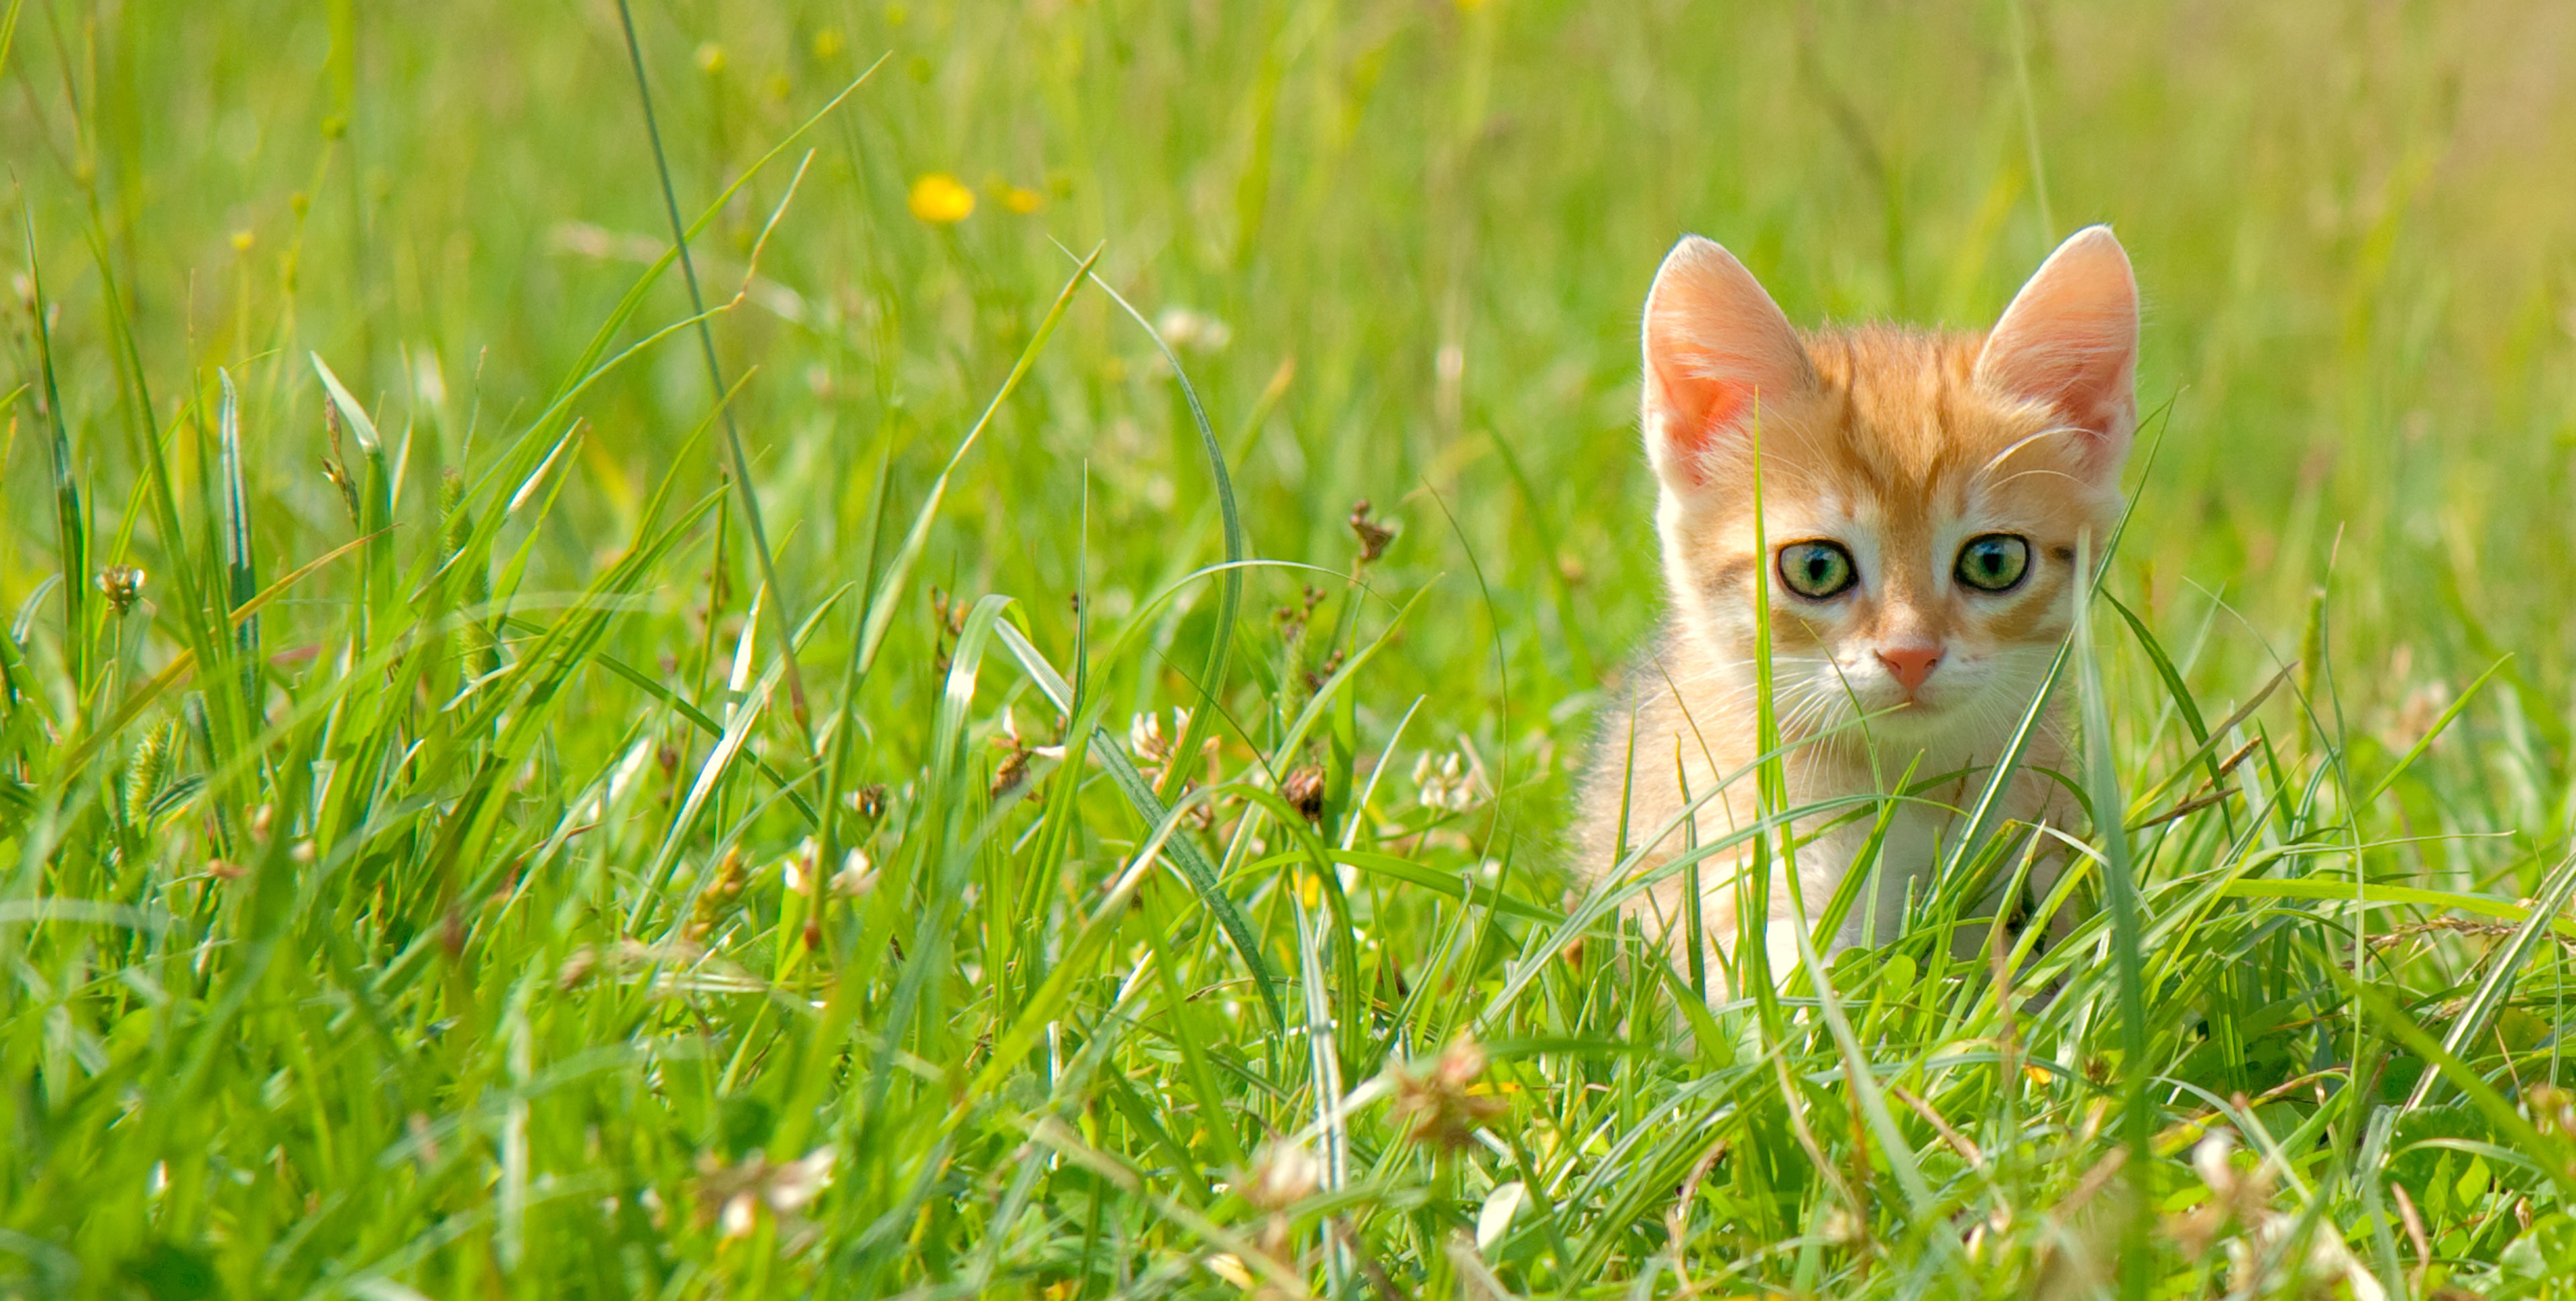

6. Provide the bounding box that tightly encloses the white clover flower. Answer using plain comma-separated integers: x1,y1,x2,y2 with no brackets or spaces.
1242,1139,1320,1211
1155,306,1232,354
832,847,877,897
1413,750,1479,813
1128,707,1190,765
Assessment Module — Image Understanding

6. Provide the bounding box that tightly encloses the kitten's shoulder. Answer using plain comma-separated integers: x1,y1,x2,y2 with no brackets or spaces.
1587,618,1693,745
1570,620,1701,854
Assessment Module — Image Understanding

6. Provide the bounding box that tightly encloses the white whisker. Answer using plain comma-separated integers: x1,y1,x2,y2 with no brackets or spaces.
1970,422,2087,486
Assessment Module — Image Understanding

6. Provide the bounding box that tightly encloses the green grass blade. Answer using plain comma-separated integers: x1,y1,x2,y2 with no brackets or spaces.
2404,850,2576,1111
1074,261,1247,808
2358,656,2504,809
612,0,817,742
854,248,1099,676
2074,533,2155,1299
22,216,87,695
217,369,260,712
991,618,1285,1028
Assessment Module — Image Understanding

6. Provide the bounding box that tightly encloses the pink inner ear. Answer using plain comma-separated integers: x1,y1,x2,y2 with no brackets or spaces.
1641,237,1814,489
2058,354,2133,442
1666,376,1754,459
1990,333,2133,437
1975,226,2139,476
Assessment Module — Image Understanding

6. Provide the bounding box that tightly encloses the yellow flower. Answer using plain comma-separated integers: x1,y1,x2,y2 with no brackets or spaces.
694,42,727,74
908,174,975,224
811,28,845,59
1002,184,1044,215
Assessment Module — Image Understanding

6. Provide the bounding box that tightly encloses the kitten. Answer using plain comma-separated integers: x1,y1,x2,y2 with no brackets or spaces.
1574,226,2139,993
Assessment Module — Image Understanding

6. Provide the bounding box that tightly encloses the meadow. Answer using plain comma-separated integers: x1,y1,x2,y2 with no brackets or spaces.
5,1,2576,1296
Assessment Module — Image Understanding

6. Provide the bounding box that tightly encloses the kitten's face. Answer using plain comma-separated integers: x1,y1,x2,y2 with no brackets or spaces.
1639,229,2139,753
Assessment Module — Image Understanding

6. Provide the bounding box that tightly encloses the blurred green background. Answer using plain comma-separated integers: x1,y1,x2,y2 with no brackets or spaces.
15,1,2575,718
10,2,2576,1293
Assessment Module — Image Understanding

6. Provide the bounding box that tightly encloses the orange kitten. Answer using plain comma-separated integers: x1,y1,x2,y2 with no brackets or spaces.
1575,226,2139,992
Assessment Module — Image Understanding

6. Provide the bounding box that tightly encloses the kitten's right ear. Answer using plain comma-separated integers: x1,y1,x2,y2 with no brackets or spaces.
1641,235,1817,490
1974,225,2139,482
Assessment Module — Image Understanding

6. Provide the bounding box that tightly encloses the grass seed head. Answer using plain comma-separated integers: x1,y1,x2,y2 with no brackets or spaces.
1283,765,1327,822
438,467,470,559
1242,1139,1321,1211
843,783,889,823
1348,498,1395,564
1391,1033,1505,1151
686,846,753,945
95,565,147,615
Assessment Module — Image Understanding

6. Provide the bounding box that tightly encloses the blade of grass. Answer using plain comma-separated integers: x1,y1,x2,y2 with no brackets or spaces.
57,528,385,778
1746,396,1784,1017
438,58,884,629
612,0,831,742
217,370,260,714
2338,972,2576,1196
2358,657,2503,809
311,354,397,647
854,247,1100,676
993,617,1284,1028
2404,849,2576,1111
2218,877,2576,937
1071,257,1248,813
22,215,87,695
2075,532,2153,1300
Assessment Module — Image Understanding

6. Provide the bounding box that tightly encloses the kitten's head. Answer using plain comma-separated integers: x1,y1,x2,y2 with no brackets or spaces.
1639,227,2139,750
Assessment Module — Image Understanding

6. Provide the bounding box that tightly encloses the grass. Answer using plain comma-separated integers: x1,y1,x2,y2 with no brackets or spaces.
6,1,2576,1296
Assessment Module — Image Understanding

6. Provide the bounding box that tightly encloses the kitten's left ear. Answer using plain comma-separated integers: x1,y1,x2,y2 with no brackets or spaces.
1641,235,1817,491
1974,225,2139,482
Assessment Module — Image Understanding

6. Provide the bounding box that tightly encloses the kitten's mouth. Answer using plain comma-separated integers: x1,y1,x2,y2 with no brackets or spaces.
1821,663,1980,730
1861,685,1959,727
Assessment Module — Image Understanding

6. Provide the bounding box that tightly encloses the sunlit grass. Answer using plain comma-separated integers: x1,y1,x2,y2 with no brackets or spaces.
5,2,2576,1297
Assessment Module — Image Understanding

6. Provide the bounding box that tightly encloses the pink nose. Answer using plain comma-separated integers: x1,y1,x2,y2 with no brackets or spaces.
1876,645,1942,694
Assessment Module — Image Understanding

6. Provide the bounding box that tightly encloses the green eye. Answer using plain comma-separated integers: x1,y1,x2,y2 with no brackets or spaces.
1955,534,2031,592
1778,541,1858,599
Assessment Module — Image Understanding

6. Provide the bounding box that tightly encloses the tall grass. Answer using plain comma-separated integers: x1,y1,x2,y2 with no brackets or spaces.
6,2,2576,1296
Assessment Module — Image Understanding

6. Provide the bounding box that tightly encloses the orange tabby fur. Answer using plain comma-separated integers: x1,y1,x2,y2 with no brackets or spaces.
1575,226,2139,993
